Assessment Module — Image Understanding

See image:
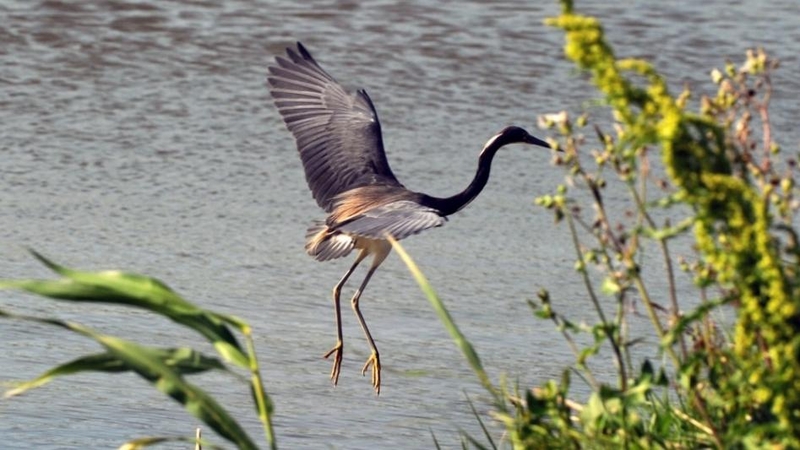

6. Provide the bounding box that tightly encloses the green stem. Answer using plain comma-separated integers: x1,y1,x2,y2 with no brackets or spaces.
629,274,723,449
549,309,600,390
626,183,688,360
244,330,276,450
389,236,503,406
566,211,627,391
629,276,679,367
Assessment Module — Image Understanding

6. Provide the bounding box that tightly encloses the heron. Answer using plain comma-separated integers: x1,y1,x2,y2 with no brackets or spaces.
266,42,551,395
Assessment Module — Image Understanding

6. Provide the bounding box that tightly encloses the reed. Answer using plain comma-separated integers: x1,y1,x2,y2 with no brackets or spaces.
1,251,275,450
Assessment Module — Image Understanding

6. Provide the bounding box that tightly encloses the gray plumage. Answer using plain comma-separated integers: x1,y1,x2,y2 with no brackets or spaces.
268,43,402,213
268,44,448,263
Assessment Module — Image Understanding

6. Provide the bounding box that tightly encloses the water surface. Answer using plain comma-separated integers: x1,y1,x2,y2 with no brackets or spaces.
1,0,798,448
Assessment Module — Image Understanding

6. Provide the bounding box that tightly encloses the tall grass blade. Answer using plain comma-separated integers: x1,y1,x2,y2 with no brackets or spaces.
459,430,491,450
465,393,497,450
387,237,497,400
430,429,442,450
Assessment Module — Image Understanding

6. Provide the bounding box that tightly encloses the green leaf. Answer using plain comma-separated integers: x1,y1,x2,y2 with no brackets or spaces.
600,277,621,294
1,250,249,368
119,435,227,450
465,393,497,450
430,429,442,450
4,353,124,398
4,348,227,398
0,310,257,449
578,346,599,365
91,332,259,450
555,316,581,333
641,217,693,241
710,68,723,84
459,430,491,450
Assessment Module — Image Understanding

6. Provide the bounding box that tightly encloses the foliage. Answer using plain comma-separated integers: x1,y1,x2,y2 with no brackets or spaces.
0,251,275,450
396,0,799,448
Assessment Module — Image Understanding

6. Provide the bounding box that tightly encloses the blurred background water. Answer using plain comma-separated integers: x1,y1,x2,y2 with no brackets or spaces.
1,0,798,448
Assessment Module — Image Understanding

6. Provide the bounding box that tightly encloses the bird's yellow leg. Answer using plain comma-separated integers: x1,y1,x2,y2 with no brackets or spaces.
323,341,343,385
361,350,381,395
351,261,384,395
324,250,367,386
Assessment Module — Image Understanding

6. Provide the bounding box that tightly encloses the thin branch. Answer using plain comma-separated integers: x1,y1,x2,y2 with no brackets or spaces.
566,211,627,390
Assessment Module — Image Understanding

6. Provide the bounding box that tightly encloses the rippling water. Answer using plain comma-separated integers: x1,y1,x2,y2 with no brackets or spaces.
2,1,798,448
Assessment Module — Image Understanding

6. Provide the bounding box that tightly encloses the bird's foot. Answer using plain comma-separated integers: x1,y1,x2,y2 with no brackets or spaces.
361,351,381,395
323,341,343,386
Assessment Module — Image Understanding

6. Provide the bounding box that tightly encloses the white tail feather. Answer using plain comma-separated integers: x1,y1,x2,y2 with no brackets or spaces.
305,221,354,261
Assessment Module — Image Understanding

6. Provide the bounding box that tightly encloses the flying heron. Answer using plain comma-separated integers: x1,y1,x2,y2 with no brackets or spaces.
267,42,551,395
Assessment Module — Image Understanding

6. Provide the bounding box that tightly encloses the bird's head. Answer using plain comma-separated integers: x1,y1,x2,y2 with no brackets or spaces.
480,125,552,157
498,125,551,149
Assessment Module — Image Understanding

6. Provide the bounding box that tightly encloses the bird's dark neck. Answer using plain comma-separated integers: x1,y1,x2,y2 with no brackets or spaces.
421,142,502,217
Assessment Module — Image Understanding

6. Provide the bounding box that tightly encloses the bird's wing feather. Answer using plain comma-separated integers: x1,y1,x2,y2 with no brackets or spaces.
335,200,446,240
267,42,402,212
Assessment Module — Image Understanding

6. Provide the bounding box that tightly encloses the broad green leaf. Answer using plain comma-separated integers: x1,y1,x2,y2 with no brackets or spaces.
4,353,125,398
1,251,249,367
4,348,228,398
0,309,257,449
86,330,259,450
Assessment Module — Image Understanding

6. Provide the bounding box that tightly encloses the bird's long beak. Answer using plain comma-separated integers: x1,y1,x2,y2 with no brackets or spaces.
525,134,551,149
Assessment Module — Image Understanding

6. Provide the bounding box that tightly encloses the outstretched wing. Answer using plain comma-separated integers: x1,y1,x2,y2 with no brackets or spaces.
336,200,446,241
267,42,403,212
